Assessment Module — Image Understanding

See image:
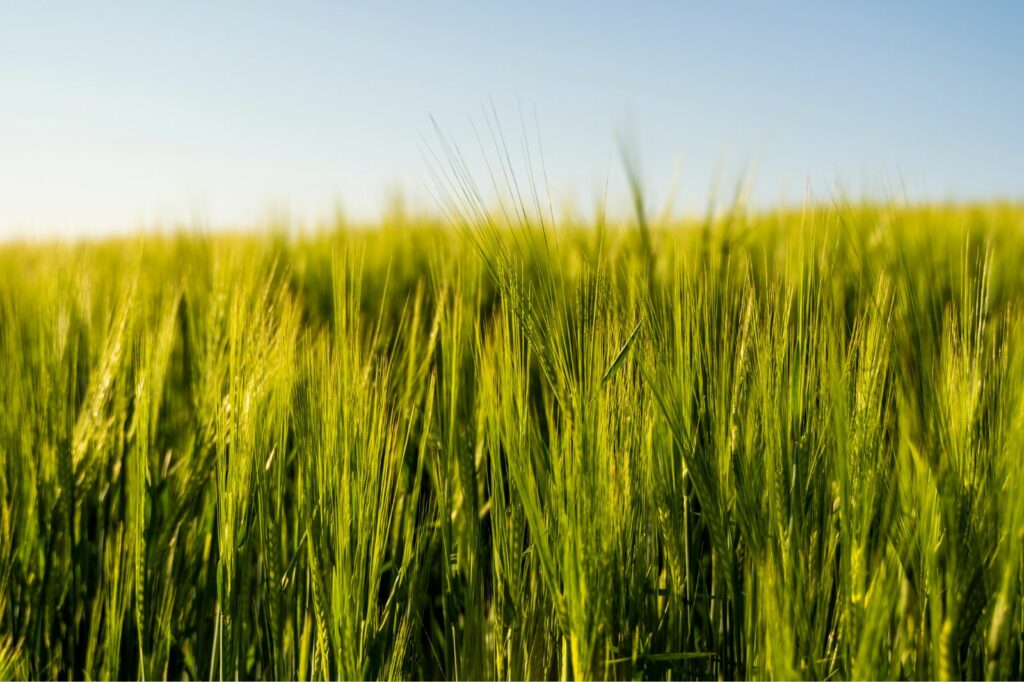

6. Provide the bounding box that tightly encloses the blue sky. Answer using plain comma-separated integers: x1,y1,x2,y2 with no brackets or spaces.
1,1,1022,237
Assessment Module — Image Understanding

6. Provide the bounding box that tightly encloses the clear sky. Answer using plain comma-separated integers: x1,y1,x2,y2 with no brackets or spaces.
1,1,1022,238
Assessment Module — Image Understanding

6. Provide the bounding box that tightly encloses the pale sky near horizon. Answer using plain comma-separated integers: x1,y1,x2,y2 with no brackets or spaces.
1,1,1022,238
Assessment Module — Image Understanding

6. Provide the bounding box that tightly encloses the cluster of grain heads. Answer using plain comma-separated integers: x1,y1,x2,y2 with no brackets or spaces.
1,201,1023,680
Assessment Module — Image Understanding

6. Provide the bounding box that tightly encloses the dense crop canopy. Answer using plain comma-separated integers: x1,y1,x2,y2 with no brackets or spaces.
1,202,1023,679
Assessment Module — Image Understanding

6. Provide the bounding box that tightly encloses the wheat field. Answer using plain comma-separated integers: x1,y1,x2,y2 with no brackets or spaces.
1,199,1023,679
